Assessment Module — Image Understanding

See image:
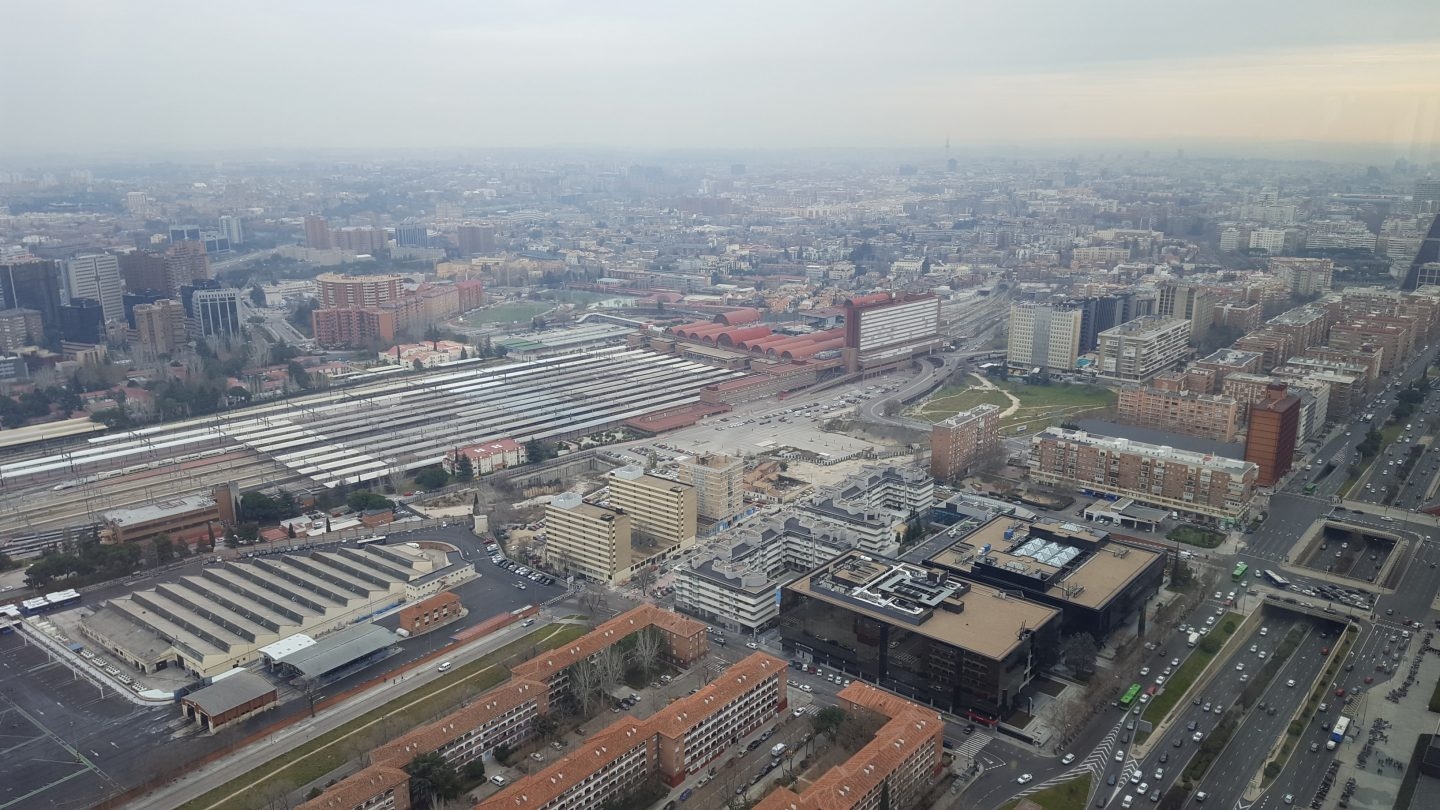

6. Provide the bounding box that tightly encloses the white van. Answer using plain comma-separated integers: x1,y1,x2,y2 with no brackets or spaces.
1122,795,1134,808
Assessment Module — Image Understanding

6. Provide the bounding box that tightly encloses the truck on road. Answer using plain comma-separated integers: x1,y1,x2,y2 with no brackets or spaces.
1187,631,1201,648
771,742,788,758
1328,715,1351,750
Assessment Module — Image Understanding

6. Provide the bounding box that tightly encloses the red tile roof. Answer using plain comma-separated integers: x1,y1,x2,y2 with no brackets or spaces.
510,605,704,684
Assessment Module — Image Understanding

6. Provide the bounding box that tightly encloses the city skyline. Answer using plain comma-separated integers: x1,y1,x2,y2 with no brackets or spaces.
3,0,1439,160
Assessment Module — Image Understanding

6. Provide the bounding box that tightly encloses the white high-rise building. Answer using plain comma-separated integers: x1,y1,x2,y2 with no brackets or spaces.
65,254,123,323
218,215,244,246
1007,302,1083,374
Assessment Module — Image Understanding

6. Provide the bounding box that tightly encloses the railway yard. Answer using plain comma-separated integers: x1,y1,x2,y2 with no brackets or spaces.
0,348,741,546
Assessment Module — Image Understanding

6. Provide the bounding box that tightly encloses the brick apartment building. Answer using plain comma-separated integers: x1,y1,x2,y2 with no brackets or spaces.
753,682,945,810
1028,427,1257,525
298,605,708,810
1244,384,1300,487
1115,385,1243,443
930,404,1001,483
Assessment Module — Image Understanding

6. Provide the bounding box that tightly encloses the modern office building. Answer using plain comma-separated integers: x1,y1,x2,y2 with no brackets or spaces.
675,453,745,526
1027,427,1258,526
191,287,242,337
65,253,123,323
1115,385,1243,443
930,404,1002,483
58,299,105,344
120,250,170,295
780,549,1061,718
394,221,429,248
1244,383,1300,487
218,214,244,246
0,259,64,327
304,215,333,249
1399,214,1440,291
1006,302,1083,374
754,682,944,810
543,493,634,584
1095,316,1191,382
1156,282,1215,344
607,466,697,549
925,516,1165,641
841,292,943,372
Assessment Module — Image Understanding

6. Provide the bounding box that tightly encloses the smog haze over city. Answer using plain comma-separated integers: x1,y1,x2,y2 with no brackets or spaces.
2,0,1439,158
3,4,1440,810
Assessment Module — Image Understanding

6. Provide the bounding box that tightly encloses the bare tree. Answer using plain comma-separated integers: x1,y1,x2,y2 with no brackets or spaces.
631,627,663,678
568,661,602,717
595,645,625,694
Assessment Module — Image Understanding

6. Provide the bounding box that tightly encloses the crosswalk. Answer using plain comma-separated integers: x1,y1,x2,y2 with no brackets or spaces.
951,729,993,764
1014,725,1124,801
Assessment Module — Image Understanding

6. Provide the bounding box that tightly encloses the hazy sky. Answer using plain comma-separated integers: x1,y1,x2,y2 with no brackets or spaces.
4,0,1440,158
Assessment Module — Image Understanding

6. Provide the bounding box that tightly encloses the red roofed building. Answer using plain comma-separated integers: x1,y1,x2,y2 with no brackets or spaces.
443,438,527,476
752,682,944,810
295,765,410,810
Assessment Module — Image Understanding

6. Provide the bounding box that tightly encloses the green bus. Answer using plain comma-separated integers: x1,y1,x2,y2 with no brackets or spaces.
1232,562,1249,582
1119,682,1143,708
1304,483,1317,494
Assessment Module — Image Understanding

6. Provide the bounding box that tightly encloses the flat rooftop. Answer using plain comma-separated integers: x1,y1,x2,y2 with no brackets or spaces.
927,517,1160,609
788,550,1058,661
104,494,215,526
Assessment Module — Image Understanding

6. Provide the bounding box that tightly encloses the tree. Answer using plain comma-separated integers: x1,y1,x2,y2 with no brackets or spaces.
812,707,847,743
249,285,267,307
414,466,450,491
455,453,474,482
348,490,394,512
525,438,557,463
406,752,463,809
286,360,312,390
630,628,664,679
492,743,516,765
461,759,486,783
567,661,603,717
1059,633,1099,675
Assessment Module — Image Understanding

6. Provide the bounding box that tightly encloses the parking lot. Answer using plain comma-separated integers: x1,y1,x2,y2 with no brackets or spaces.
0,631,231,810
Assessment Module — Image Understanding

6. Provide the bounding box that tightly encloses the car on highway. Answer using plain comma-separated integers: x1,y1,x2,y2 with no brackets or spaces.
1192,732,1204,743
1062,753,1076,765
1017,774,1033,784
1260,626,1269,636
437,661,453,672
1115,751,1125,763
1234,662,1245,671
1286,679,1296,687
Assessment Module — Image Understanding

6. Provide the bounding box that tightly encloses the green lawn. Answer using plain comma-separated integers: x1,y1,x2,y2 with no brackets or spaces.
177,623,588,810
1000,774,1092,810
459,302,553,325
911,379,1116,436
910,384,1010,420
1141,613,1242,729
1166,525,1226,549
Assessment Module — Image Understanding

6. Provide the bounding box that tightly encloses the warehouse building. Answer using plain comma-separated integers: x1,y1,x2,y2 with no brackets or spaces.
81,543,444,679
179,670,278,733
